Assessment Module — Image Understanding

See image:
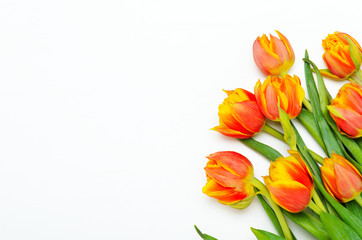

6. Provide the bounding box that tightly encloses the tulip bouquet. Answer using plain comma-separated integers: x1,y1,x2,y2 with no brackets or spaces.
196,31,362,240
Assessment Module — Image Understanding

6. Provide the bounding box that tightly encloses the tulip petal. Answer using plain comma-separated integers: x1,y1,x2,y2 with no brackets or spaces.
270,34,289,63
275,30,295,60
266,180,312,213
205,165,243,189
202,179,248,204
255,80,274,120
218,104,251,134
337,32,362,53
207,151,252,178
264,83,280,119
321,164,343,201
211,125,252,139
231,101,265,133
269,157,313,191
329,106,362,138
253,38,281,75
283,76,304,118
334,163,362,201
319,69,344,80
323,51,355,78
341,84,362,114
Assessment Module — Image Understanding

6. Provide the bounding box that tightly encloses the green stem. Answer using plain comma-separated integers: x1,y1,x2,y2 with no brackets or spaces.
263,123,324,163
262,124,285,142
308,201,321,215
308,149,324,165
251,178,293,240
312,190,327,213
355,195,362,208
303,98,313,112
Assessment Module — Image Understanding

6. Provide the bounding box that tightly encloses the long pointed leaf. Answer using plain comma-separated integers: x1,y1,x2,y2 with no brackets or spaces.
320,212,361,240
283,210,329,240
238,138,282,161
256,193,285,238
303,51,343,156
251,228,286,240
194,225,218,240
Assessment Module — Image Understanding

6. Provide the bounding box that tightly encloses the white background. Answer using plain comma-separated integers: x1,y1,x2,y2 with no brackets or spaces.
0,0,360,239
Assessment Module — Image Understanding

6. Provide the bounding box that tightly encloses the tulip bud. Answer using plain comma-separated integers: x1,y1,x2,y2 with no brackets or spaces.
263,150,314,213
202,151,255,209
212,88,265,139
321,32,362,80
328,83,362,138
254,74,305,121
321,153,362,203
253,30,295,76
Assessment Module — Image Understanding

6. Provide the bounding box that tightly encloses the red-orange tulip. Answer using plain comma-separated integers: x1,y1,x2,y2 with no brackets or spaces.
212,88,265,139
253,30,295,76
263,151,314,213
254,74,305,121
321,153,362,202
328,83,362,138
321,32,362,80
202,151,255,209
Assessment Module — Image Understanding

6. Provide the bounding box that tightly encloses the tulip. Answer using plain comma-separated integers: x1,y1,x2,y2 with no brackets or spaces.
254,74,305,121
202,151,255,209
253,30,295,76
328,83,362,138
212,88,265,139
321,153,362,202
321,31,362,80
263,150,314,213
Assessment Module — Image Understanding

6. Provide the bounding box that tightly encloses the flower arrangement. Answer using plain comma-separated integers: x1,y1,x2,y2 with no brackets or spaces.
196,30,362,240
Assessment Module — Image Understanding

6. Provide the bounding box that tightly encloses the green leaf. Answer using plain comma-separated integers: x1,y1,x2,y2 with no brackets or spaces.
303,52,343,157
278,106,296,150
256,193,285,238
194,225,218,240
282,210,329,240
297,108,327,154
320,212,361,240
316,172,362,238
251,228,286,240
238,138,282,161
291,121,322,181
345,200,362,221
291,120,362,238
346,36,362,70
305,57,362,166
356,138,362,151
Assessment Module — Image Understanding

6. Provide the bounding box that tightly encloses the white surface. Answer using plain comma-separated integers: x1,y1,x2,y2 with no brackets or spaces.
0,0,359,239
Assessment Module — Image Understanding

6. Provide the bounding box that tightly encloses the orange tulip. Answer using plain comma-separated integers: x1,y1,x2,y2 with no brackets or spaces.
254,74,305,121
321,153,362,202
212,88,265,139
202,151,255,209
263,150,314,213
321,32,362,80
253,30,295,76
328,83,362,138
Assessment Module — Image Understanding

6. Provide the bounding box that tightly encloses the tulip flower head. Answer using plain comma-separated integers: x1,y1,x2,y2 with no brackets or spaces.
328,83,362,138
254,74,305,121
202,151,255,209
321,153,362,203
321,32,362,80
212,88,265,139
253,30,295,76
263,151,314,213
